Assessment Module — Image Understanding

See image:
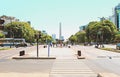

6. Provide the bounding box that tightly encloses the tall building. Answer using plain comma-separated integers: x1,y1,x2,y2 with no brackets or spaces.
109,15,115,25
52,34,56,40
115,3,120,29
59,22,62,40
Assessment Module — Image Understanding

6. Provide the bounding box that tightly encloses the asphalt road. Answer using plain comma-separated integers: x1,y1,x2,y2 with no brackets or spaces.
73,45,120,76
0,45,120,77
0,46,40,61
0,46,98,77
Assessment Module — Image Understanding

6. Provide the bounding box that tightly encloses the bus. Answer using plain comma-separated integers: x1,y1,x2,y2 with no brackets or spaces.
0,38,27,47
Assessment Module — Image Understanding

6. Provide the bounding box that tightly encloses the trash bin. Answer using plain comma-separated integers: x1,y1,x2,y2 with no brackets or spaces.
19,50,25,56
78,50,81,56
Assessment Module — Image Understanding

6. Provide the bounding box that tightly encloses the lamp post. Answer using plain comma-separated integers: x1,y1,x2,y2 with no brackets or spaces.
37,37,39,57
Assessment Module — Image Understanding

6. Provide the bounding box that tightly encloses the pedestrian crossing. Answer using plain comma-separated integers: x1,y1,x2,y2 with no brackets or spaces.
50,59,98,77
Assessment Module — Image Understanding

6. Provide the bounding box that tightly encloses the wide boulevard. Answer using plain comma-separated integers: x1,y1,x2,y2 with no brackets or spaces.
0,45,120,77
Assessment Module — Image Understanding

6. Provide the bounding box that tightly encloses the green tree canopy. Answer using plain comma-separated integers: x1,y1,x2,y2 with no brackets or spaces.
85,20,117,43
75,31,86,43
114,34,120,43
5,21,35,42
69,35,77,45
0,32,5,38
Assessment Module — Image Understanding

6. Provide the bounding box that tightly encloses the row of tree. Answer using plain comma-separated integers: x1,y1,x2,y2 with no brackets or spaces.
69,20,120,44
0,19,52,44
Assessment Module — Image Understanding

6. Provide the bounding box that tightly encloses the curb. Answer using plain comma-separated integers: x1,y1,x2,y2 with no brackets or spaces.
77,55,85,59
12,57,56,59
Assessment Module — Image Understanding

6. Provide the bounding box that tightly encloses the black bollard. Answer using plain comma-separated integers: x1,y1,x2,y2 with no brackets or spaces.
78,50,81,56
19,50,25,56
68,46,71,48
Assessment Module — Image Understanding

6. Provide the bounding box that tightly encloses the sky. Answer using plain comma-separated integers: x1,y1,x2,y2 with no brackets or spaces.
0,0,120,39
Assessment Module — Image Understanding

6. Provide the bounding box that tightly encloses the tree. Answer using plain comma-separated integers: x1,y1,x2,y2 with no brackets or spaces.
69,35,77,45
114,34,120,43
85,20,117,43
75,31,86,43
0,32,5,38
5,21,35,42
86,21,98,42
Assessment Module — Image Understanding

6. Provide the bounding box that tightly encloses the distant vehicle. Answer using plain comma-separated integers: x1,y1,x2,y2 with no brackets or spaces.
0,38,27,47
84,42,88,46
15,43,27,48
116,43,120,50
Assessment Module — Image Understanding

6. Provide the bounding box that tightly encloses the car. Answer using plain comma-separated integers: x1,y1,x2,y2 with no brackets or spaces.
15,43,27,48
84,42,88,46
116,43,120,50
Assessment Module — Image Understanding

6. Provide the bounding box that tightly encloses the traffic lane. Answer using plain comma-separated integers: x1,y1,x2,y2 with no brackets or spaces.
0,60,54,72
84,59,120,76
0,47,25,59
74,45,120,59
0,46,39,59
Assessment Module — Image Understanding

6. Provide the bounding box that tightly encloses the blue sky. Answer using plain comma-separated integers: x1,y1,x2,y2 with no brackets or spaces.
0,0,120,39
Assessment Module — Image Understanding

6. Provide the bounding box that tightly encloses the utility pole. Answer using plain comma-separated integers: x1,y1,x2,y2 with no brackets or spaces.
35,32,41,58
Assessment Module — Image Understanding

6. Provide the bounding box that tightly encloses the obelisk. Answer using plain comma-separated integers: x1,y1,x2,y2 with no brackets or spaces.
59,22,61,40
59,22,62,47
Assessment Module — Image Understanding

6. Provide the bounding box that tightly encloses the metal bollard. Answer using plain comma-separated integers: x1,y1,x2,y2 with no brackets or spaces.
68,46,71,48
19,50,25,56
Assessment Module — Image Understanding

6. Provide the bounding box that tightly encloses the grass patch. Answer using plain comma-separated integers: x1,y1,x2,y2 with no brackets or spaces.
100,48,113,51
0,48,11,51
100,47,120,53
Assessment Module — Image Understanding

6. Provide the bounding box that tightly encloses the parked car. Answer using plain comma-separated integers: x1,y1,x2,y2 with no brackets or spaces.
116,43,120,50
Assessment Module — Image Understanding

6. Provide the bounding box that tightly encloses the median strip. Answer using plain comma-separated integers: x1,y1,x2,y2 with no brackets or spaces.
12,57,56,59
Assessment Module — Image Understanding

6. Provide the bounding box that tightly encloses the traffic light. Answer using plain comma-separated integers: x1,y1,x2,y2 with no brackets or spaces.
34,34,41,39
39,34,41,38
38,31,41,38
35,31,41,39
